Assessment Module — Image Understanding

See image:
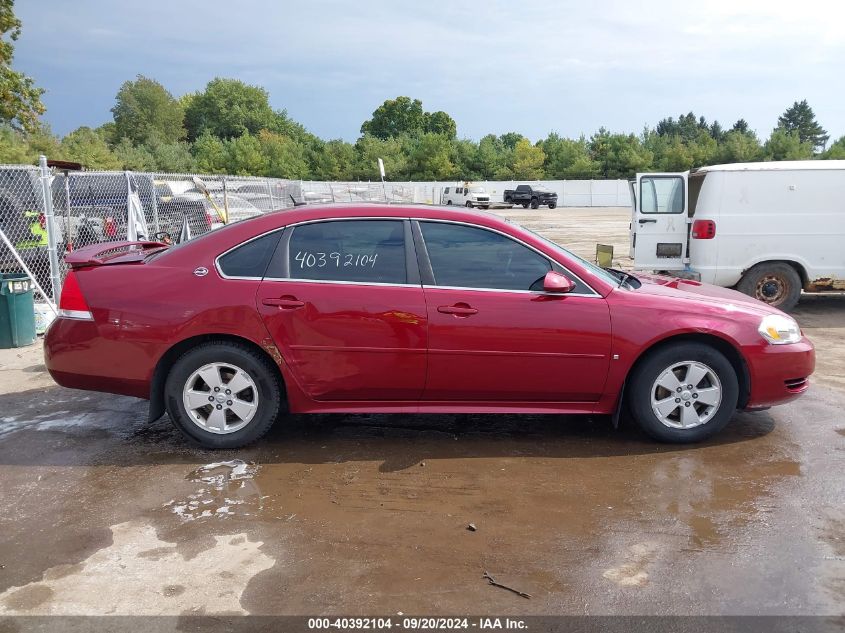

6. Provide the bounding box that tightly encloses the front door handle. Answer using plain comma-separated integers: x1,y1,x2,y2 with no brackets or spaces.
262,296,305,309
437,304,478,316
638,218,657,224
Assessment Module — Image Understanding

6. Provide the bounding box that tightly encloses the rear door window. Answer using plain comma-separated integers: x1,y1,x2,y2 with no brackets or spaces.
287,220,407,284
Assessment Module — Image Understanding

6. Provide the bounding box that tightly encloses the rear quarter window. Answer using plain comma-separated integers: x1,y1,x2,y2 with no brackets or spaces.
217,231,282,278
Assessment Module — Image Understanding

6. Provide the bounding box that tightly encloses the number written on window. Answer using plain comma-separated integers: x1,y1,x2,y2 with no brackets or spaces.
294,251,379,269
287,220,406,284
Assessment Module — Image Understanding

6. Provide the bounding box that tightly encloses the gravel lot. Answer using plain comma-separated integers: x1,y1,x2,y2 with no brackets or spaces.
0,207,842,619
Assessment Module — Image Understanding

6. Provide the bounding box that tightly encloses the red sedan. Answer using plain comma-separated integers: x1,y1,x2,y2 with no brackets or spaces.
44,204,814,448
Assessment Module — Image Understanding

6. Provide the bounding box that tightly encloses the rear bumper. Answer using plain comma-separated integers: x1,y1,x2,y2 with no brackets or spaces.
44,317,150,399
744,337,815,409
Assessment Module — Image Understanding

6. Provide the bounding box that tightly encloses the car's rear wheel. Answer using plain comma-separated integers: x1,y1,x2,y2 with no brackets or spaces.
736,262,801,311
165,341,282,448
628,342,738,443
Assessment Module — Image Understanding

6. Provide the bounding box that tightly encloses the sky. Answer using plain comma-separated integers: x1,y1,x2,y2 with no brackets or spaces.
13,0,845,143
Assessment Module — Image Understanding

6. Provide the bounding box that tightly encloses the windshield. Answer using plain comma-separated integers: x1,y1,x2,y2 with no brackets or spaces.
520,226,621,287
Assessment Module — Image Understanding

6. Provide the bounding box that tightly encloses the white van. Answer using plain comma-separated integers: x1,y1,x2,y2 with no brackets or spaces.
442,185,491,209
629,160,845,310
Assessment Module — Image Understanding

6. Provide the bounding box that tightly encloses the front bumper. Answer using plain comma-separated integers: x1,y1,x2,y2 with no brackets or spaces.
744,337,815,409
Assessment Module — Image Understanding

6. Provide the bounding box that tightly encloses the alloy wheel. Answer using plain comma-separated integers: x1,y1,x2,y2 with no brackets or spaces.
650,361,722,429
182,362,259,434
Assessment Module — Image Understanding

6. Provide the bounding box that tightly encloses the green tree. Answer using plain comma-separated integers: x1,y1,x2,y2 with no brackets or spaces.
352,135,409,180
111,75,185,145
777,100,828,151
498,132,525,150
763,128,814,161
718,129,762,163
258,129,308,178
113,137,156,171
0,0,45,133
510,138,545,179
407,133,455,180
223,132,266,175
0,125,31,162
821,136,845,160
541,133,590,178
192,132,227,173
60,127,121,169
590,130,652,178
476,134,505,179
184,78,275,140
360,96,427,139
424,111,457,138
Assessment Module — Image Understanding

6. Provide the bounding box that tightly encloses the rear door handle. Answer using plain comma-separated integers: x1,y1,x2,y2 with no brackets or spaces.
638,218,657,224
262,296,305,309
437,304,478,316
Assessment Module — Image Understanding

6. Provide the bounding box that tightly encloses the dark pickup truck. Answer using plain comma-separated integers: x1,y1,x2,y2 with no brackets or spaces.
503,184,558,209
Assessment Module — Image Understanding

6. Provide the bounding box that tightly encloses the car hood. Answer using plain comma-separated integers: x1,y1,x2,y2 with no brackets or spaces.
630,272,781,317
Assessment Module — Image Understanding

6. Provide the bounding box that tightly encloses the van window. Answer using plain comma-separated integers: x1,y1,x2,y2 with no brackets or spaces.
640,176,684,214
444,187,450,194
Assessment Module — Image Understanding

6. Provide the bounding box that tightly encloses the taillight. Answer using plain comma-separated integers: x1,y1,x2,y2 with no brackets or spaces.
692,219,716,239
58,271,93,320
104,216,117,238
205,211,213,228
38,212,46,230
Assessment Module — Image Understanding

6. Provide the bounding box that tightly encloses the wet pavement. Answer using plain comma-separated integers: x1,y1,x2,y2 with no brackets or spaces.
0,208,842,617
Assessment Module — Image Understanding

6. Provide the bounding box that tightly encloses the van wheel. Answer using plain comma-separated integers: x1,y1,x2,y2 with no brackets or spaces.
165,341,282,449
465,201,473,208
628,342,738,443
737,262,801,311
445,200,452,205
530,198,540,209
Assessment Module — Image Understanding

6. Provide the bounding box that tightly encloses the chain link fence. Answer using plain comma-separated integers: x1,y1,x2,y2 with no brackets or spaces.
0,157,632,307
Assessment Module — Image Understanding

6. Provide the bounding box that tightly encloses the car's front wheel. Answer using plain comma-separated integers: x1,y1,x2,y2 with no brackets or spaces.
164,341,282,448
628,342,738,443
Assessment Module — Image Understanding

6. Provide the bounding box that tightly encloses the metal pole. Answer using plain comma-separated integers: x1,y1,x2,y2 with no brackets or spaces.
149,174,160,234
38,156,62,302
222,177,230,224
0,226,57,314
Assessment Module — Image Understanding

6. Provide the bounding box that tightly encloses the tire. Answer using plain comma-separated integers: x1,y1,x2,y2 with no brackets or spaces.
736,262,801,311
627,342,739,443
465,201,473,208
445,200,452,205
521,202,529,209
548,202,557,209
530,198,539,209
164,341,283,449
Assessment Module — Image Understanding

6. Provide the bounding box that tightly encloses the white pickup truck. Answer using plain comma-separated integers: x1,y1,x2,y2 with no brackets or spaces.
629,160,845,310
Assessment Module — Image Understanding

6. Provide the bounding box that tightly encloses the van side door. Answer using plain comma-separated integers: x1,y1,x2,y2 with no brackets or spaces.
632,172,689,271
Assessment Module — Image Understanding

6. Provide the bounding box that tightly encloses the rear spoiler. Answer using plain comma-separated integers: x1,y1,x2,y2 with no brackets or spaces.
64,241,169,268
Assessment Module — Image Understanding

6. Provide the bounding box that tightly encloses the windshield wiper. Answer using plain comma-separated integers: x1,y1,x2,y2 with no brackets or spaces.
603,267,638,287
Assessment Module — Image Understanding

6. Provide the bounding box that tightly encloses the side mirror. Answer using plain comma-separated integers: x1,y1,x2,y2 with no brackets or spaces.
543,271,575,293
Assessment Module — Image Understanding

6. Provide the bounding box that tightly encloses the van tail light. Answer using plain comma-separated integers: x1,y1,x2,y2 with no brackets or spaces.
58,271,94,320
104,216,117,238
38,212,47,230
692,219,716,239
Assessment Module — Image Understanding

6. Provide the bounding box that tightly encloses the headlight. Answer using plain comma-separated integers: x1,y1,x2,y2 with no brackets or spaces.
758,314,801,345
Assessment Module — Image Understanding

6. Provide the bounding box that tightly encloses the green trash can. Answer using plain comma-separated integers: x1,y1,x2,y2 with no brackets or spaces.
0,273,36,349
